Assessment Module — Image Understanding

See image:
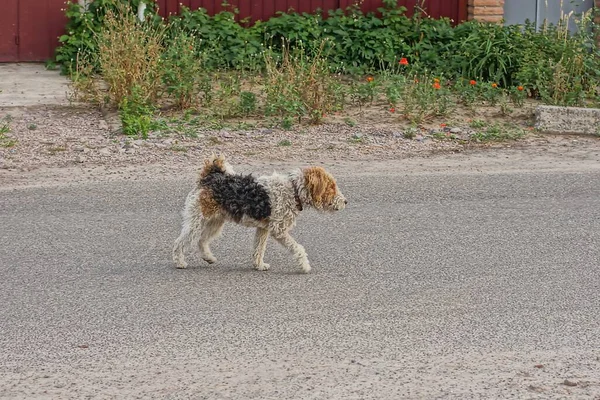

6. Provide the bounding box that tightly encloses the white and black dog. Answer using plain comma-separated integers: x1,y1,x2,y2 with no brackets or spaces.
172,155,346,273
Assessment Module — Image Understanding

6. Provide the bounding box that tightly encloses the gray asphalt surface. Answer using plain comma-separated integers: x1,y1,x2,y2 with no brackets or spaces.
1,161,600,398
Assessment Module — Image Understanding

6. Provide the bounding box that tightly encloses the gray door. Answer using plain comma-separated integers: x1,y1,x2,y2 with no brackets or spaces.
504,0,594,31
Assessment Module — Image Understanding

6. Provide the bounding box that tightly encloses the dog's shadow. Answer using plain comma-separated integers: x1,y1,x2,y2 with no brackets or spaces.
165,253,312,277
175,265,311,277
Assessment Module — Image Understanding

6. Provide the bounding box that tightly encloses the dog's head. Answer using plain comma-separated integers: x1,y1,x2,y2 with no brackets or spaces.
302,167,346,211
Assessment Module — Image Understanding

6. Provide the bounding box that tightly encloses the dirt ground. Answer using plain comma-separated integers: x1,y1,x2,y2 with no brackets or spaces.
2,102,600,189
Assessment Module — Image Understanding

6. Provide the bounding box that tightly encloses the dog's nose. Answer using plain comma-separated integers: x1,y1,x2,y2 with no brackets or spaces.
344,200,348,204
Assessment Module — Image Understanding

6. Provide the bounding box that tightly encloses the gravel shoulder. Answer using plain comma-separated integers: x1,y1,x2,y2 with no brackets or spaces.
1,104,600,189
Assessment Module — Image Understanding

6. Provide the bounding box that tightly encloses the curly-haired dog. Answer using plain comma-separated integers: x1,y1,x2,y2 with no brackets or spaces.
172,155,347,273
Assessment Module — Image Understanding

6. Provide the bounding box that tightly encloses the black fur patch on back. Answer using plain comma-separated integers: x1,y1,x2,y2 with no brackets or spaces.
200,171,271,222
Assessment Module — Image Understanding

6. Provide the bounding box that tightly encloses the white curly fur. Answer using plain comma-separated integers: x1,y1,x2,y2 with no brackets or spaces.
172,158,346,273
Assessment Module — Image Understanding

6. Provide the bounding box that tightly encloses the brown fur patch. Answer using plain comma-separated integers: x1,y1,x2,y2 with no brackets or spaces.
198,154,227,181
199,189,221,218
303,167,337,208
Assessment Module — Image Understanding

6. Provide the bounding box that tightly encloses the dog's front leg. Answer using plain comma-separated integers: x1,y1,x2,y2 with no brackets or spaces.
253,228,270,271
272,232,311,274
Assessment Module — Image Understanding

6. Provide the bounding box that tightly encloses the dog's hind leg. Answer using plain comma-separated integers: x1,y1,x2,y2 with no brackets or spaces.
253,228,270,271
272,232,311,274
198,216,225,264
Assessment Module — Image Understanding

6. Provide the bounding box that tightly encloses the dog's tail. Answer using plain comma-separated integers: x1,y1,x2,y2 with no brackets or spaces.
198,154,232,186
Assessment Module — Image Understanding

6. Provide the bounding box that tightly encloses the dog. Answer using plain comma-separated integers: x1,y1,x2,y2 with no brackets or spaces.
172,155,347,273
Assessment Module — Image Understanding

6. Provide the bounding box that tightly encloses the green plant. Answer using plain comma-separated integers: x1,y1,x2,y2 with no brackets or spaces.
455,78,479,107
0,120,8,135
55,0,158,74
470,123,526,142
348,134,364,143
280,116,294,130
343,117,357,127
350,76,381,108
27,124,37,130
119,86,160,138
403,127,417,139
96,1,165,106
169,5,264,70
383,75,404,108
480,82,503,106
264,40,340,124
509,85,527,107
238,91,257,115
161,32,205,109
0,117,16,148
515,11,599,106
433,131,457,140
469,119,487,129
401,76,453,123
449,22,524,87
277,139,292,146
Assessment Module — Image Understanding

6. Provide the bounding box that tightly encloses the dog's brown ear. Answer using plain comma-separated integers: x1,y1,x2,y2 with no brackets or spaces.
303,167,337,207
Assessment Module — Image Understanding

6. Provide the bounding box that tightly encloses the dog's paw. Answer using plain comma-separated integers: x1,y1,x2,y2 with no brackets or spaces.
202,256,217,264
300,264,311,274
254,263,270,271
175,261,188,269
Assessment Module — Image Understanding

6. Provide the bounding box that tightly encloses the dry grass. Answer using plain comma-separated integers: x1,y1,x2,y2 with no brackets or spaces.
263,40,341,124
96,2,165,106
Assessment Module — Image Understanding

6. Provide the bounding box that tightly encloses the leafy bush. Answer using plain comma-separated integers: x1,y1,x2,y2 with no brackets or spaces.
55,0,158,75
56,0,599,111
166,6,264,70
161,32,206,109
264,41,342,125
119,86,159,138
516,12,599,106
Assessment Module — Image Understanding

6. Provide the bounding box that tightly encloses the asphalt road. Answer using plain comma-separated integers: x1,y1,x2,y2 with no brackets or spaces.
1,160,600,399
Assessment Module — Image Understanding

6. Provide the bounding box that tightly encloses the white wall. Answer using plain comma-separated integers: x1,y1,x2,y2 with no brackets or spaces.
504,0,594,31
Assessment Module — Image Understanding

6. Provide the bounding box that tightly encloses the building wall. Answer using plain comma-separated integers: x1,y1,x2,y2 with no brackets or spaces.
504,0,594,33
468,0,505,23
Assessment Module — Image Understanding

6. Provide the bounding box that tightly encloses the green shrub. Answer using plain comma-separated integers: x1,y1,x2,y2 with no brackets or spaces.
161,32,206,109
55,0,158,75
119,86,159,138
55,0,600,111
516,12,599,106
96,1,164,106
264,40,341,125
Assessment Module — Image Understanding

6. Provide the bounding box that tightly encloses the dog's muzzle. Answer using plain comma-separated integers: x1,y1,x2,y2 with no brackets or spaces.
332,195,347,211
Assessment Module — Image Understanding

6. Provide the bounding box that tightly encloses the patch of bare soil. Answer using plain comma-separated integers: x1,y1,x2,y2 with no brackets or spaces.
1,103,600,188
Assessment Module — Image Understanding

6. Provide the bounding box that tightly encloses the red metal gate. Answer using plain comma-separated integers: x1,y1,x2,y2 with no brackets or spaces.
156,0,468,24
0,0,19,62
0,0,67,62
1,0,466,63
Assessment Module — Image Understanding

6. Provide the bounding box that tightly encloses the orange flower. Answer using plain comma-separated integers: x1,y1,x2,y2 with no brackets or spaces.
389,107,396,113
366,76,374,82
399,57,409,65
491,83,498,88
517,86,524,91
470,80,477,86
434,78,440,83
414,78,420,83
440,123,447,128
433,82,441,90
